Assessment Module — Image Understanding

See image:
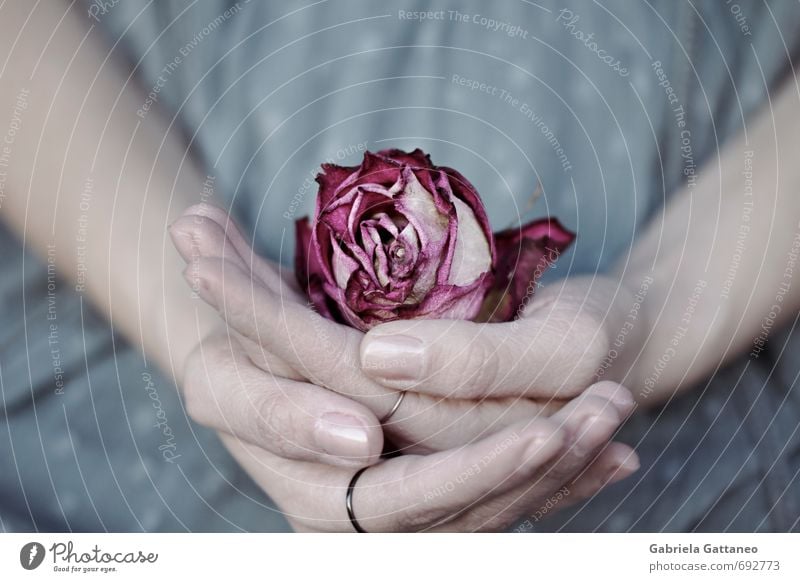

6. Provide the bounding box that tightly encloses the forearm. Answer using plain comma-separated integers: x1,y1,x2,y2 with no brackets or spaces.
615,76,800,403
0,1,216,382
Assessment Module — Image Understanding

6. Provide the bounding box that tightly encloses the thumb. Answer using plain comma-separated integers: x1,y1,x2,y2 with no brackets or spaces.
359,312,608,399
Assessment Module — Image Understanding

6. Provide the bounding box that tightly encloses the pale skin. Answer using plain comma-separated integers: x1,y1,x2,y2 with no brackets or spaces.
1,2,799,531
170,205,639,531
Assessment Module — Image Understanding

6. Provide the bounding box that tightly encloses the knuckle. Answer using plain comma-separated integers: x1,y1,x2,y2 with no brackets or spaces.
314,329,359,385
242,337,301,379
455,335,499,398
252,391,293,455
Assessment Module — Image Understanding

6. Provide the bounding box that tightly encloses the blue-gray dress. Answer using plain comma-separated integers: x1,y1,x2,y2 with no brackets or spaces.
1,0,799,532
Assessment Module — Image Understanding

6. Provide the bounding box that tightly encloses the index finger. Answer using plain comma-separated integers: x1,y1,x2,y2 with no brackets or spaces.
191,256,402,418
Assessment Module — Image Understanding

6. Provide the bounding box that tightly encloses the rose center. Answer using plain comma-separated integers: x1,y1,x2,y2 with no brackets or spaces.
389,243,410,265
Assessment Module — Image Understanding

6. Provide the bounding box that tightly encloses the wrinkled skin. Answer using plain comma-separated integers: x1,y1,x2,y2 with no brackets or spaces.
296,149,574,330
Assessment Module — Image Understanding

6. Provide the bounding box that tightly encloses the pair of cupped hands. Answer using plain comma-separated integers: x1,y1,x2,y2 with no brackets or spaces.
169,204,641,532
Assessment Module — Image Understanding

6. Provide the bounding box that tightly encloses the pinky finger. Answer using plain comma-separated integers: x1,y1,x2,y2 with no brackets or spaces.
561,441,640,503
440,442,639,532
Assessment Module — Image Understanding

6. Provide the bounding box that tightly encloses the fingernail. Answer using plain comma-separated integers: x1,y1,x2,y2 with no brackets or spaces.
608,388,635,413
604,456,640,484
314,413,371,460
572,414,616,457
361,335,424,381
619,454,640,472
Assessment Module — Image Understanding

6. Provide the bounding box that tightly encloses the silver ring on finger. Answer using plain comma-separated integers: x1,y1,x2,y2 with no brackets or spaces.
380,390,406,424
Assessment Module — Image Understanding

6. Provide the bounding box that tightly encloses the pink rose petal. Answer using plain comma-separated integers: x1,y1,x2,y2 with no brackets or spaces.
296,149,571,331
480,217,575,323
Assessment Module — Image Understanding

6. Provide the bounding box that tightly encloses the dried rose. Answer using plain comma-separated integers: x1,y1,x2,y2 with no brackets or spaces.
295,148,574,331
